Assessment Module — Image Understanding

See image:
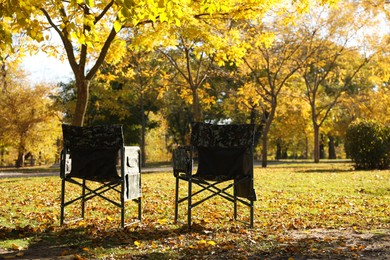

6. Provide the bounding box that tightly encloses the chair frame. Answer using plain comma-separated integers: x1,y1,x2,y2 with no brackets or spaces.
173,123,257,228
60,125,142,228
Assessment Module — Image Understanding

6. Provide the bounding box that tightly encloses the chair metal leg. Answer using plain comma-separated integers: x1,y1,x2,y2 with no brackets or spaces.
81,179,86,219
188,177,192,229
174,177,179,223
121,182,125,228
234,195,238,221
250,200,254,228
60,179,66,226
138,197,142,221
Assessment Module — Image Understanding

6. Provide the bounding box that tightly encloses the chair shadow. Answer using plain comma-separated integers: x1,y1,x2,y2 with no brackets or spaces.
0,222,194,259
1,223,389,259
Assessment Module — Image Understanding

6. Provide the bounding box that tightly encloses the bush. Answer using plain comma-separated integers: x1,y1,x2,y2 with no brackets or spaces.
345,120,390,170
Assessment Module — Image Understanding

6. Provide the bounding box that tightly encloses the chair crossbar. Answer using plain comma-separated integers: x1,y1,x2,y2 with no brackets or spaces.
176,177,233,203
177,178,252,208
63,179,123,208
190,180,253,209
190,182,235,208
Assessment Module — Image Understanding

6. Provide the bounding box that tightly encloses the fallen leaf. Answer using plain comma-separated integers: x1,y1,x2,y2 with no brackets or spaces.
207,241,216,246
11,244,23,250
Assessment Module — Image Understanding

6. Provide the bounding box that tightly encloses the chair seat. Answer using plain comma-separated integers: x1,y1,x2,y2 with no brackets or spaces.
67,174,121,183
193,173,233,182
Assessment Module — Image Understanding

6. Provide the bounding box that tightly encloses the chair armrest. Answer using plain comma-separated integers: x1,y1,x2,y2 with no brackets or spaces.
173,146,192,177
123,146,141,174
60,149,72,179
123,146,141,201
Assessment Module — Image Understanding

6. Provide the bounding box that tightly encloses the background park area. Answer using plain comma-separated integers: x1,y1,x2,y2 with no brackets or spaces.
1,0,390,259
0,161,389,259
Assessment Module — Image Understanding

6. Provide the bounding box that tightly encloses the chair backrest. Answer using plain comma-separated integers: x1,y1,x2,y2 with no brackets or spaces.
191,122,256,148
191,123,256,180
62,124,124,150
62,124,124,182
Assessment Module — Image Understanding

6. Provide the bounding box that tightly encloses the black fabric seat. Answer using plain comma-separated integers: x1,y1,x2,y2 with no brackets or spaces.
60,124,142,228
173,122,258,228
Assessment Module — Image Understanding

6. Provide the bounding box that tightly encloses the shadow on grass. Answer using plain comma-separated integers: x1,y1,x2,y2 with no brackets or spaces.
0,223,193,259
300,168,354,173
1,223,389,259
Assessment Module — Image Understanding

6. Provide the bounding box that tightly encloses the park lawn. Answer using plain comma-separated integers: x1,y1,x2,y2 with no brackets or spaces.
0,162,389,259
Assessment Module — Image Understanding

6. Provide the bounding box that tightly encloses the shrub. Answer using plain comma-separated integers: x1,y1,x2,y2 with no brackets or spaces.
345,120,390,170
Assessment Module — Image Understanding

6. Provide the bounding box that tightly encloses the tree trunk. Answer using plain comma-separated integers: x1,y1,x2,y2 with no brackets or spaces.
16,151,25,168
261,108,274,168
313,124,320,163
320,141,325,159
282,148,288,159
72,78,90,126
192,88,202,122
275,139,282,160
261,106,277,168
305,137,309,159
140,94,146,167
250,107,257,124
328,135,336,159
261,131,268,167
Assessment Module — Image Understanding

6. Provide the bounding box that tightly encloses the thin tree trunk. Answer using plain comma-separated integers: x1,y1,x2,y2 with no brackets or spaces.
328,135,336,159
192,88,202,122
261,110,274,168
140,94,146,167
72,79,90,126
305,137,309,159
313,124,320,163
16,152,25,168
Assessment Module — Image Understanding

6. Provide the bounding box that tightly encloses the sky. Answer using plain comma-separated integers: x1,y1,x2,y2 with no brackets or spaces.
22,52,73,84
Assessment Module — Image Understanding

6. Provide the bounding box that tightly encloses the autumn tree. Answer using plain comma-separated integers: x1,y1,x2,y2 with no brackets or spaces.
0,82,61,167
238,7,316,167
296,0,386,163
1,0,190,126
269,88,312,160
8,0,344,128
158,24,218,123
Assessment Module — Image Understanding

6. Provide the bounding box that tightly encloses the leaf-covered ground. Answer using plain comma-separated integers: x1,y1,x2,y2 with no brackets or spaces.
0,162,389,259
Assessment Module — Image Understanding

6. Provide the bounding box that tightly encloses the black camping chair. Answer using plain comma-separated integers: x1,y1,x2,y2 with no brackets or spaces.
60,124,142,228
173,122,257,228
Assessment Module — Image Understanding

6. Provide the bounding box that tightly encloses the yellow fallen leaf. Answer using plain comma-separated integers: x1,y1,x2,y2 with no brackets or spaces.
198,239,207,245
134,241,141,247
74,254,87,260
11,244,23,250
207,240,216,246
107,216,114,221
82,247,90,251
158,218,167,224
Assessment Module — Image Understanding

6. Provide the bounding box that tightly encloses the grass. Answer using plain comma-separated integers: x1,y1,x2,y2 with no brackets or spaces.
0,161,389,259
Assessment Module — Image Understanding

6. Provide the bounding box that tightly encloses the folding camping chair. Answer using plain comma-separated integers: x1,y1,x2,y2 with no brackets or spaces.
60,124,142,228
173,122,257,228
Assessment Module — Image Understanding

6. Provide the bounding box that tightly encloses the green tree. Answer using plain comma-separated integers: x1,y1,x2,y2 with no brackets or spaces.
95,49,166,165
